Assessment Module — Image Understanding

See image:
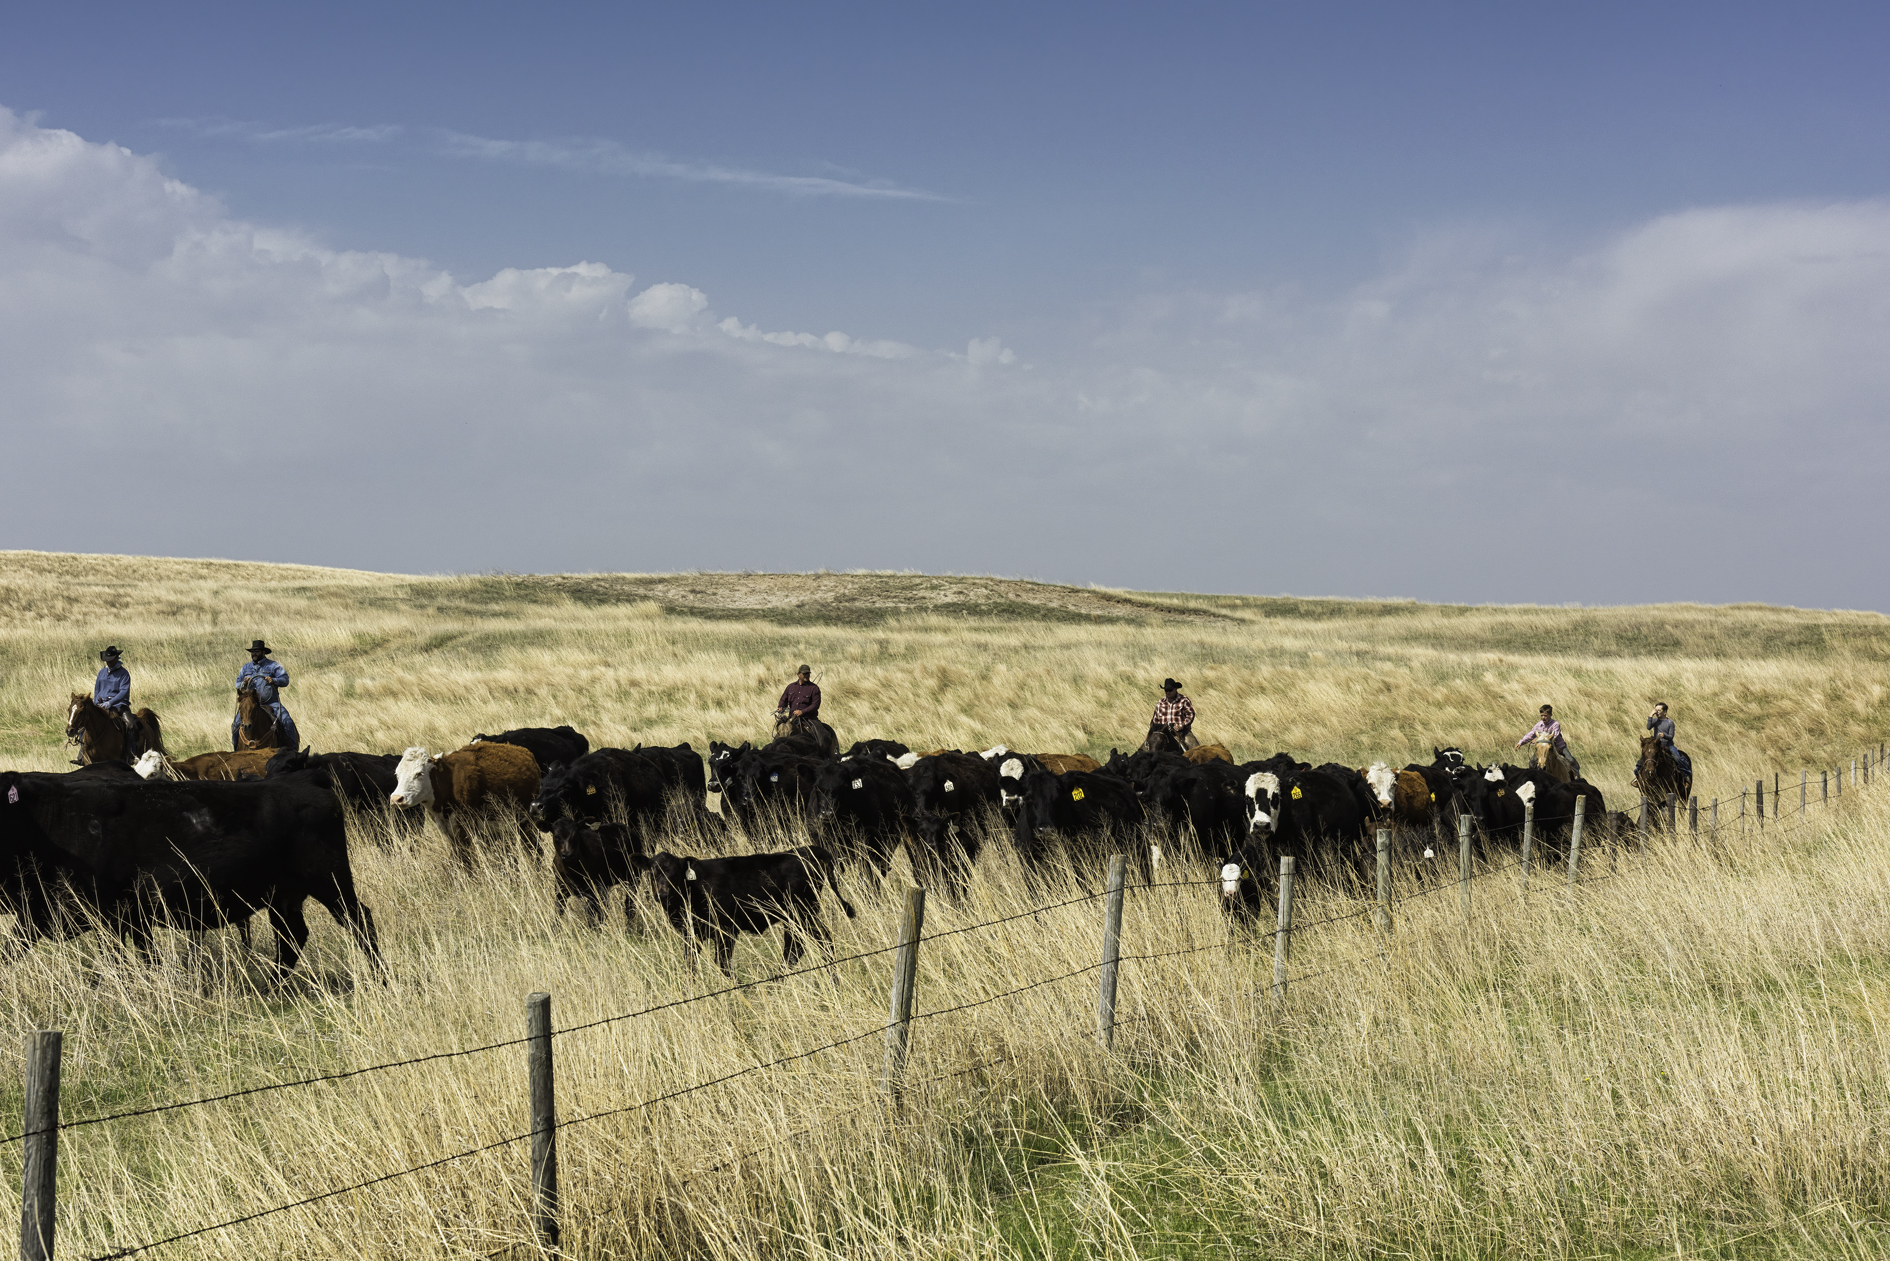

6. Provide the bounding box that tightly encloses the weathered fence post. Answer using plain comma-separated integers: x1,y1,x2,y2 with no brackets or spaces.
1800,770,1807,816
1519,804,1534,895
1739,789,1746,831
1457,812,1473,919
1710,797,1718,841
526,993,559,1256
1822,770,1829,805
883,887,926,1105
19,1030,61,1261
1689,796,1698,838
1757,779,1765,829
1375,828,1392,933
1666,792,1678,833
1272,856,1296,1001
1096,854,1126,1051
1567,796,1586,885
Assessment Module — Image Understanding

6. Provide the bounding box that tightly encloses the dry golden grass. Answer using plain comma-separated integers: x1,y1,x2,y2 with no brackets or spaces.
1,550,1888,1258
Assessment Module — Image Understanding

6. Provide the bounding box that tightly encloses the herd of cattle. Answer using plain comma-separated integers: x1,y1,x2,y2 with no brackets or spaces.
0,723,1627,981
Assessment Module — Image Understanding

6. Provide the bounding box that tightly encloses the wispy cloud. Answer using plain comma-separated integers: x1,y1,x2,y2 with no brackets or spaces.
439,130,945,201
154,116,403,144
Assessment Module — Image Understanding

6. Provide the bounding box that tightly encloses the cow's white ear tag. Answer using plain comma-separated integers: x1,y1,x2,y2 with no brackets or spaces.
6,786,16,804
686,866,698,881
770,772,780,782
943,781,955,792
851,778,863,790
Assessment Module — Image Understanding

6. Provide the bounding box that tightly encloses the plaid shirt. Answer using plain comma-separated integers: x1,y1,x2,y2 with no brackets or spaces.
1151,695,1195,730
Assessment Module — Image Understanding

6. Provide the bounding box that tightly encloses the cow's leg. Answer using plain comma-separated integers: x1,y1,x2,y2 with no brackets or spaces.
312,876,384,977
711,928,738,976
266,898,312,977
781,920,806,969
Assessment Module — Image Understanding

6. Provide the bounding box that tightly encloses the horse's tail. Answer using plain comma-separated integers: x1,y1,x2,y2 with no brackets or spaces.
139,709,165,756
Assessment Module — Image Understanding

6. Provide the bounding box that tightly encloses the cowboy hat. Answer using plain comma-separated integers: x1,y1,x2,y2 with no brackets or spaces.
99,645,122,661
248,640,273,654
796,664,812,675
1162,678,1183,691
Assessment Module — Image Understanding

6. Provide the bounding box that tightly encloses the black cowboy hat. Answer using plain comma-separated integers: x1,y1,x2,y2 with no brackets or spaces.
248,640,273,654
99,645,122,661
796,664,812,675
1162,678,1183,691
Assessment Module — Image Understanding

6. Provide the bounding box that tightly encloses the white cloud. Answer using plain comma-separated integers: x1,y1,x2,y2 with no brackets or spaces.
627,282,708,333
155,117,404,145
439,130,945,200
0,106,1885,608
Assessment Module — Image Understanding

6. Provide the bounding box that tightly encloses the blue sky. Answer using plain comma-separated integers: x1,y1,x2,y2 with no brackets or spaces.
3,3,1888,608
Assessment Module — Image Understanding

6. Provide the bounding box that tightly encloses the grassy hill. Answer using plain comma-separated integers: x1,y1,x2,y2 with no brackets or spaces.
3,551,1889,1259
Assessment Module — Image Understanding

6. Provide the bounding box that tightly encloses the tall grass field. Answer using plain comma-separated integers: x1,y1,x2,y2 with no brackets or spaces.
2,549,1889,1258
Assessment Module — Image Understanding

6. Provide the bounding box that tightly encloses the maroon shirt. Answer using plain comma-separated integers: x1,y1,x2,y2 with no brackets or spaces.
778,680,821,715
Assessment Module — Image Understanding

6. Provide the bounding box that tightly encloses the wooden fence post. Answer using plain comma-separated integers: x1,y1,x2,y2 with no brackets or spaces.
1689,796,1698,838
1272,856,1296,1001
1800,771,1807,816
1519,804,1534,895
883,887,926,1105
1666,792,1678,833
1567,796,1586,885
1757,779,1765,829
1457,812,1473,919
1710,797,1718,841
1096,854,1126,1051
19,1030,61,1261
526,993,559,1256
1375,828,1392,933
1822,770,1829,805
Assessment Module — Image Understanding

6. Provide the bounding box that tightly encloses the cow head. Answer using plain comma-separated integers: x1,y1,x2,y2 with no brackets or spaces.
132,750,167,780
1434,746,1466,770
1363,762,1395,808
1244,771,1278,835
978,745,1009,760
996,755,1029,811
389,747,437,808
530,759,600,828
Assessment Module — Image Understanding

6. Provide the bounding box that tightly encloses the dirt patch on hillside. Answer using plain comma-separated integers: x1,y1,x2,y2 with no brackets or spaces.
521,572,1233,624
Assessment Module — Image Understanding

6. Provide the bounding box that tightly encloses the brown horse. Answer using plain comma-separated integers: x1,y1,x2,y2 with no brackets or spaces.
65,694,165,766
1531,739,1573,783
1633,735,1693,806
234,680,287,750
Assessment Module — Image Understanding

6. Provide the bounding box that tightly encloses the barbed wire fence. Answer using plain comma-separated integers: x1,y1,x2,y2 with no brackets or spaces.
7,736,1884,1260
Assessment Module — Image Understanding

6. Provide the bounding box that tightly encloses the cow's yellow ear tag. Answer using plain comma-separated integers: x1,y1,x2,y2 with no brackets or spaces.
1072,787,1086,802
585,785,597,796
1497,788,1505,796
1290,786,1303,799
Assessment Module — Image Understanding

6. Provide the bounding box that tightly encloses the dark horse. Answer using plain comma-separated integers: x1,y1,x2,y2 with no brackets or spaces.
66,694,165,766
1633,735,1693,809
773,713,839,758
234,680,287,750
1139,726,1190,755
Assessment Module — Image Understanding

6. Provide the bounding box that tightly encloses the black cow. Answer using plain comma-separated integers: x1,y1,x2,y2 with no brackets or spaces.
903,751,1000,892
265,748,419,841
0,770,380,975
1313,762,1384,823
471,726,590,774
529,749,668,849
1527,778,1609,862
1012,768,1147,880
647,846,857,976
812,757,913,876
846,739,911,762
549,818,645,926
627,742,707,807
1142,760,1248,863
733,751,824,826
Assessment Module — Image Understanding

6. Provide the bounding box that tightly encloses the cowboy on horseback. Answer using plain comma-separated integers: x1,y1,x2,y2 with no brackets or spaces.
1637,701,1692,781
1515,703,1582,778
232,639,299,751
93,645,142,757
1149,678,1200,752
776,665,822,733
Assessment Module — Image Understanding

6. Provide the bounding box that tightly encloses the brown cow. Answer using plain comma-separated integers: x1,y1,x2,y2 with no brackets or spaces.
1361,762,1434,827
1186,743,1234,765
1032,753,1101,774
390,743,541,867
134,749,277,781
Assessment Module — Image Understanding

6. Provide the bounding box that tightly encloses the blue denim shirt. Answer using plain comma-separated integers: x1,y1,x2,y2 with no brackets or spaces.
94,664,130,712
237,659,289,705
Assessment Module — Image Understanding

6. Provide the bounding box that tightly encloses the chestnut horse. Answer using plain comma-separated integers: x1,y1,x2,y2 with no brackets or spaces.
1531,739,1573,784
1633,735,1693,806
65,694,165,766
234,679,287,750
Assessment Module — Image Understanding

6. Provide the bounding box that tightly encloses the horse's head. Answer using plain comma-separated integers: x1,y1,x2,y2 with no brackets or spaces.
65,693,92,739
